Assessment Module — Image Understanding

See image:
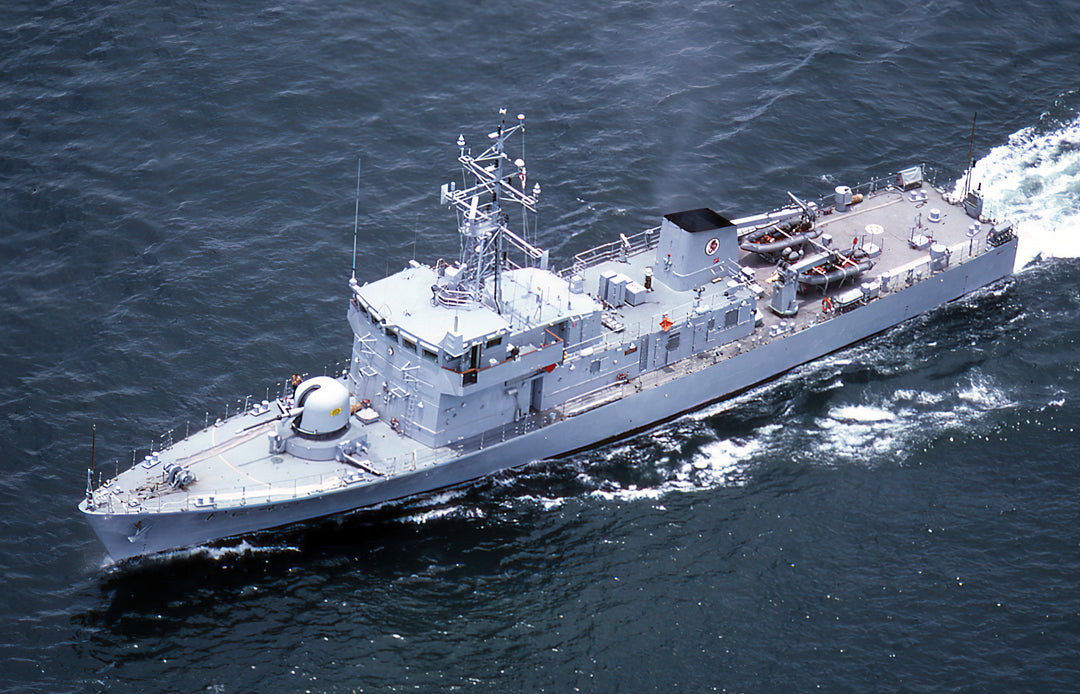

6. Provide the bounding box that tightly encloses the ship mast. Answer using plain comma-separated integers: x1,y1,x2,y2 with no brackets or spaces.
437,108,545,311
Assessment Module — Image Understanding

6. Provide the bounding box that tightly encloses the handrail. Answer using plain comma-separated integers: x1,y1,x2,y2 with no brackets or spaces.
561,226,661,277
434,284,477,308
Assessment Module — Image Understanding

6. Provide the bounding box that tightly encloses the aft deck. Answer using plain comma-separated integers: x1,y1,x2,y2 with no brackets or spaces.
567,175,991,349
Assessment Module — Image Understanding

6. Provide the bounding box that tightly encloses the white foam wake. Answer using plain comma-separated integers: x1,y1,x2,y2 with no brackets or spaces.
956,110,1080,270
102,539,301,570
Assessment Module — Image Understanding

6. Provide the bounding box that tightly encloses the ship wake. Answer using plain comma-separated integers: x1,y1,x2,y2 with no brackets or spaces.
515,361,1026,512
959,97,1080,270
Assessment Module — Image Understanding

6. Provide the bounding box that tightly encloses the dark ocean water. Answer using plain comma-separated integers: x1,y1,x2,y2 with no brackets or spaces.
2,0,1080,691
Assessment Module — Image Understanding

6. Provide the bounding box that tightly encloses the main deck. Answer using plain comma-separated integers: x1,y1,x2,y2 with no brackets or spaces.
86,174,994,518
82,165,1012,557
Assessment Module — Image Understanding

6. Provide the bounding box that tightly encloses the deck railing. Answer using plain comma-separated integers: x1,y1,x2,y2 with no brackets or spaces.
561,226,661,277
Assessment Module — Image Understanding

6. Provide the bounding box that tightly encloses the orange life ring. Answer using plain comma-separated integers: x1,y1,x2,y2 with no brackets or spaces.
822,297,833,313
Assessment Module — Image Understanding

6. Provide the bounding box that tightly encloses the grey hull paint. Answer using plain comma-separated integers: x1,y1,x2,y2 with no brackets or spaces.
87,239,1016,561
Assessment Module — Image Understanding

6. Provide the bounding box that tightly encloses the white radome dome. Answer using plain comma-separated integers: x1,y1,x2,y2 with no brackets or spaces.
294,376,350,436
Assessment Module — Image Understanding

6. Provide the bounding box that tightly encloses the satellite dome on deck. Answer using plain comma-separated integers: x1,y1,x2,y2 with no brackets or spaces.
293,376,350,436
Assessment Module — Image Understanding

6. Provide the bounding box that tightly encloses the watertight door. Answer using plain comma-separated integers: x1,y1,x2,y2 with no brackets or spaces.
529,376,543,412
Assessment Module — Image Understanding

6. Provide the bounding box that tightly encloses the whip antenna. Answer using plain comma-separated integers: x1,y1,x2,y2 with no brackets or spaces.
963,112,977,198
85,424,96,504
351,157,361,279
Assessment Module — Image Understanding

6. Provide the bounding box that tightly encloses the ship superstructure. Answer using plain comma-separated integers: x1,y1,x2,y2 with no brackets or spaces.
80,111,1018,561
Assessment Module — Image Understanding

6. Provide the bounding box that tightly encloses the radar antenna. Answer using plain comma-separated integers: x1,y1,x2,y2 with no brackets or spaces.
435,109,546,311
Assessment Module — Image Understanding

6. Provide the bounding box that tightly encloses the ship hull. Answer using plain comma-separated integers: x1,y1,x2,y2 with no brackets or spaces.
85,237,1017,561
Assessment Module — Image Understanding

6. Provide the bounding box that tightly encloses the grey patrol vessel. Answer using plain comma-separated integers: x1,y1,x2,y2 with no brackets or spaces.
80,109,1019,561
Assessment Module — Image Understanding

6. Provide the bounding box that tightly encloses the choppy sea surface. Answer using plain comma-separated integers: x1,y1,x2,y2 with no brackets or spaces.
2,1,1079,691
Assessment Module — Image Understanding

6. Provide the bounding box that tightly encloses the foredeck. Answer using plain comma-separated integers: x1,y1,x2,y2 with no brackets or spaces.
85,394,456,516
